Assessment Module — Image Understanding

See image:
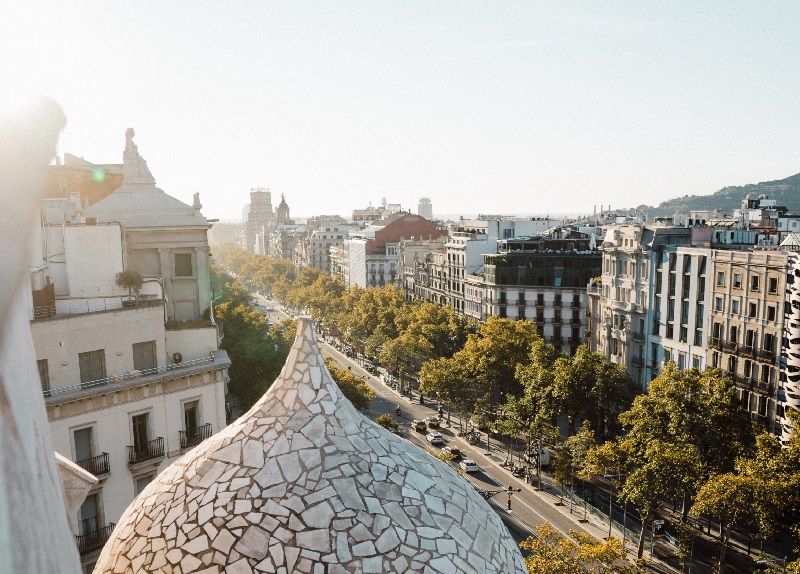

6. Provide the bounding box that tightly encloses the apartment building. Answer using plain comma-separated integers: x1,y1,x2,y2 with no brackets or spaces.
31,130,230,572
302,216,360,272
344,212,443,288
242,188,275,253
650,246,711,377
707,249,788,432
591,225,691,388
483,228,600,354
398,238,446,304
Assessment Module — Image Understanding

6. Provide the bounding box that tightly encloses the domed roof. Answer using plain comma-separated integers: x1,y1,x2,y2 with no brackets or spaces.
95,317,525,574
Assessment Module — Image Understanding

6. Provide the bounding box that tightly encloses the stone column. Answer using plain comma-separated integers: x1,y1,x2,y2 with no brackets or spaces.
196,246,211,321
159,249,173,322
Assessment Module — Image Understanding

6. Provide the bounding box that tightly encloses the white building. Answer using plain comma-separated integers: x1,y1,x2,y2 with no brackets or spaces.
418,197,433,220
31,129,230,572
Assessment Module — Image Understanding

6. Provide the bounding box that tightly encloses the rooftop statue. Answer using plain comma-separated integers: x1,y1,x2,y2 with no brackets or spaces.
122,127,156,185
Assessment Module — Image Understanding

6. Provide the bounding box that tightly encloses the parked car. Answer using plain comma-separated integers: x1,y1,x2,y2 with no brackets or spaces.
443,446,462,459
425,416,440,428
412,420,427,432
460,459,479,473
426,432,444,445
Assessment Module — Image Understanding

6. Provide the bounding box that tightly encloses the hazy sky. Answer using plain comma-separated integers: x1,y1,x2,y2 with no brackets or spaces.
3,2,799,221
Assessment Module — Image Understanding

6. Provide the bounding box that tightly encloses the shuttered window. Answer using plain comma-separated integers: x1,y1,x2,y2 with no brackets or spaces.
133,340,157,372
37,359,50,392
78,350,106,384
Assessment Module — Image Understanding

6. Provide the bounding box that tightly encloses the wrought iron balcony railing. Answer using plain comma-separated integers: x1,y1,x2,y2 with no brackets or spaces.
180,423,212,450
76,452,110,476
44,356,215,399
76,523,115,555
127,437,165,465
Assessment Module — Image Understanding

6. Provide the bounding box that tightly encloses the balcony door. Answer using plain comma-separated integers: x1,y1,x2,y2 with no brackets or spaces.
184,400,199,434
74,427,93,464
132,413,150,452
79,493,99,535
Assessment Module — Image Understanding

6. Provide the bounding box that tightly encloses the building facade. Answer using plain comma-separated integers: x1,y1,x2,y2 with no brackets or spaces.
32,130,230,572
707,249,788,432
483,229,600,354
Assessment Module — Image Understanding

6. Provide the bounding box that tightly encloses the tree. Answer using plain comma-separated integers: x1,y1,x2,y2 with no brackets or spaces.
115,269,143,301
582,364,752,559
691,473,762,572
324,358,376,411
215,299,294,408
375,414,399,433
552,345,636,436
519,522,644,574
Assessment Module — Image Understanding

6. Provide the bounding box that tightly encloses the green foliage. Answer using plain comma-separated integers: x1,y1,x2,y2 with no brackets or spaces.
519,522,645,574
552,345,636,436
375,414,399,433
115,269,143,298
212,268,294,408
324,358,376,411
582,363,753,559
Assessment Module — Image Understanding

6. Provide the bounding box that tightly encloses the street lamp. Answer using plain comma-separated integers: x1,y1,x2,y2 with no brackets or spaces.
506,485,522,510
756,557,787,574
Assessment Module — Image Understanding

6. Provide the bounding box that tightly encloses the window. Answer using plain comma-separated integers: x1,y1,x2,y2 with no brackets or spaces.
733,273,742,289
767,306,776,322
80,492,101,536
135,473,154,496
769,277,778,294
37,359,49,392
715,297,723,311
749,302,757,318
174,253,193,277
751,275,760,291
717,271,725,286
132,413,150,451
133,340,157,372
732,300,740,314
78,349,106,384
680,326,688,343
74,427,93,464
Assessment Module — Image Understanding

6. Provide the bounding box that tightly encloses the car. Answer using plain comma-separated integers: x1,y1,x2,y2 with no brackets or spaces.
412,420,427,432
426,432,444,445
460,459,479,473
443,446,462,459
425,416,440,428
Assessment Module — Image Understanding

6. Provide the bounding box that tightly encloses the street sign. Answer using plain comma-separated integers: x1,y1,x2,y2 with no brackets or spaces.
653,520,665,538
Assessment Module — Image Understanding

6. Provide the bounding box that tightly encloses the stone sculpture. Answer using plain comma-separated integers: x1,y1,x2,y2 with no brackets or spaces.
0,97,85,573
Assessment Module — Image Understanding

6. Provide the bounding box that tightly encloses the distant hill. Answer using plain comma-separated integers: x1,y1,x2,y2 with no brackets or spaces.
632,172,800,217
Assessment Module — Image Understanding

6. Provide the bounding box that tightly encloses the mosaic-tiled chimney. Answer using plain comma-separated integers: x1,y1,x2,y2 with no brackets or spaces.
95,316,526,573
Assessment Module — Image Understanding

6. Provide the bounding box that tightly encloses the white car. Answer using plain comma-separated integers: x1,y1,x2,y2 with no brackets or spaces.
459,459,479,473
426,432,444,445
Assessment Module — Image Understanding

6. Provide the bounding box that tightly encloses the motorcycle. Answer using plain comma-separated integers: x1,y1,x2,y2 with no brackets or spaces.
395,406,402,416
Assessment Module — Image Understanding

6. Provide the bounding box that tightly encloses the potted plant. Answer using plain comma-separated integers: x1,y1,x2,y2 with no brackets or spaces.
116,269,143,306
